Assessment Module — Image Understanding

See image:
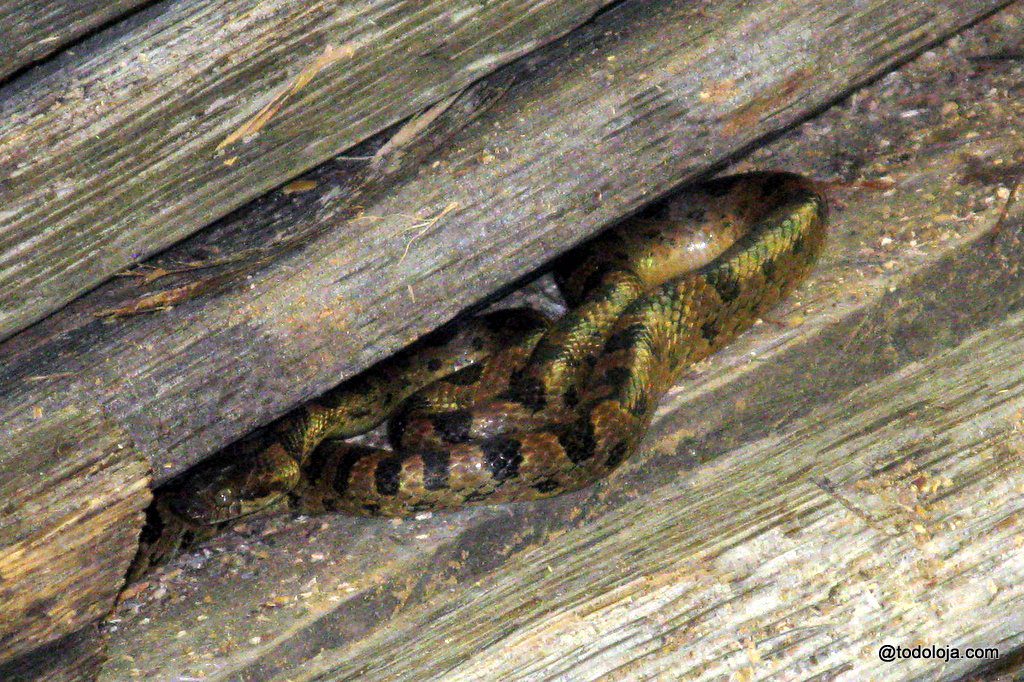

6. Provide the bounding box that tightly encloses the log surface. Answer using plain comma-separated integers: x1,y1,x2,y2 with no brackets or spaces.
0,1,150,82
0,404,148,666
0,0,615,340
103,6,1024,680
0,627,108,682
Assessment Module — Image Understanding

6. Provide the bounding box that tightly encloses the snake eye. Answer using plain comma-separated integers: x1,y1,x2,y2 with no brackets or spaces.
214,488,233,507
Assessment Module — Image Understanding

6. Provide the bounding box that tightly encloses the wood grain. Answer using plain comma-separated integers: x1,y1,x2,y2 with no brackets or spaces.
0,1,151,82
0,627,107,682
0,404,148,664
0,0,615,340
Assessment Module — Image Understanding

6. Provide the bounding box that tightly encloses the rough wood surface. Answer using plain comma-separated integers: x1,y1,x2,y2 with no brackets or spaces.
103,7,1024,680
959,648,1024,681
0,405,148,664
0,627,108,682
0,1,151,82
0,0,616,341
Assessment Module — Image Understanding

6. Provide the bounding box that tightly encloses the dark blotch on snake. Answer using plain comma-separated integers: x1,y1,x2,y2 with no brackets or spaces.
597,366,632,389
480,437,523,482
430,410,474,443
421,449,451,490
701,319,720,344
506,371,547,412
629,396,648,418
443,364,484,386
705,269,741,304
606,441,630,468
374,457,403,496
330,448,366,495
559,418,597,463
533,478,561,493
302,448,329,486
605,324,645,353
529,339,566,365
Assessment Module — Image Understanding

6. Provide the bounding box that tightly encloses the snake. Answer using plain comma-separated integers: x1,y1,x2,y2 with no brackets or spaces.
128,172,827,581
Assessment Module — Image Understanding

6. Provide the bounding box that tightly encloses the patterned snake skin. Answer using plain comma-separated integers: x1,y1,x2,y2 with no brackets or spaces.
128,172,827,581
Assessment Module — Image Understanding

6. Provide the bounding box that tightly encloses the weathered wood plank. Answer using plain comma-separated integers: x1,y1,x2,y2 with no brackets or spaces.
0,0,616,340
0,1,151,82
0,404,148,664
0,627,107,682
959,648,1024,681
103,6,1024,679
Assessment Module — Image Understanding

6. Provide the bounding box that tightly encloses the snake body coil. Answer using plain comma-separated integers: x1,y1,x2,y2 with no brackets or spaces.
131,172,827,579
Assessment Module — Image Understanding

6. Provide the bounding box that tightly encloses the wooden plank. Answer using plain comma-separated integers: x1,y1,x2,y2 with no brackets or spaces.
0,0,617,341
959,648,1024,681
0,404,148,665
0,1,151,82
0,627,107,682
102,5,1024,679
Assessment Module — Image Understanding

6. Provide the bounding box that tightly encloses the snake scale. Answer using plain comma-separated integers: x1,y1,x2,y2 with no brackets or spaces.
129,172,827,580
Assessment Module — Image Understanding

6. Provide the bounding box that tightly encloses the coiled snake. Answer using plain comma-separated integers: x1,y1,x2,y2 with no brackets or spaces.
129,172,827,580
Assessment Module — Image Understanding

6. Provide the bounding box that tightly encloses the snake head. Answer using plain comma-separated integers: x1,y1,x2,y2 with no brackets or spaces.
164,441,301,525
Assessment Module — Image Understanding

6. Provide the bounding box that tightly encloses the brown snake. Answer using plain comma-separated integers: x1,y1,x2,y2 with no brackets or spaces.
129,172,827,581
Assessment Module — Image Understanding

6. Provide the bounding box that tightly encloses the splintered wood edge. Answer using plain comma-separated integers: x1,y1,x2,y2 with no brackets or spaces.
0,405,149,664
